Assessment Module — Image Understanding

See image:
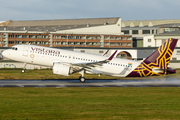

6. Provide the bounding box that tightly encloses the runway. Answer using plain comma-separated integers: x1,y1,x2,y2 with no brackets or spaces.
0,77,180,87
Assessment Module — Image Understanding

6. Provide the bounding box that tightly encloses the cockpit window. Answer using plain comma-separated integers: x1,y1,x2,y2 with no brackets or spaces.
10,47,18,51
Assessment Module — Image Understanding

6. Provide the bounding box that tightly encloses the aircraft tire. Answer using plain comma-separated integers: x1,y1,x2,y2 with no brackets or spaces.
79,76,85,83
21,70,25,73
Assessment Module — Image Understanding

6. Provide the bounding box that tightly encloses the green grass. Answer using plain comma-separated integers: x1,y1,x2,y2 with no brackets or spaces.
0,88,180,120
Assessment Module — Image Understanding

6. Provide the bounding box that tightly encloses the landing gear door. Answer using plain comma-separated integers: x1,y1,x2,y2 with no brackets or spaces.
23,46,29,56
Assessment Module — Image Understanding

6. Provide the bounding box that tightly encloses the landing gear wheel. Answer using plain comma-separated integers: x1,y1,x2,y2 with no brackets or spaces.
21,69,25,73
79,76,85,83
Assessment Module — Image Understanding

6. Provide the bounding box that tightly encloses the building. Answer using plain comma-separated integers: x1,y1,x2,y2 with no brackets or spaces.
0,18,132,48
121,19,180,47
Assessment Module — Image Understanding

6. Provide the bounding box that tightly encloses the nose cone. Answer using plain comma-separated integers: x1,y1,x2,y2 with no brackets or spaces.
2,50,8,58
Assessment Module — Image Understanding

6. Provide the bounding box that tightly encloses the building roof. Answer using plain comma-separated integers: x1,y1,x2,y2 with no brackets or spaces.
157,30,180,35
0,18,120,32
7,18,119,27
122,19,180,27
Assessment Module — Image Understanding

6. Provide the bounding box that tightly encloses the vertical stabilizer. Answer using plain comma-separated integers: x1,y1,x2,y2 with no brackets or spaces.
127,38,178,77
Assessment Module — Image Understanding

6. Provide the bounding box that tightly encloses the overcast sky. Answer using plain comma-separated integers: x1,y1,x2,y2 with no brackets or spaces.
0,0,180,21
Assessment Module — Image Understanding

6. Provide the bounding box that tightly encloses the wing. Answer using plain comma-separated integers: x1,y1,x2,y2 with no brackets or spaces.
70,50,117,71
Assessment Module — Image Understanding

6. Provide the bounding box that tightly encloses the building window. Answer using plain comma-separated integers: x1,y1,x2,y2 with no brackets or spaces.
110,37,115,40
86,42,92,45
122,43,126,46
122,30,129,34
143,30,150,34
55,36,61,39
74,42,79,45
9,35,14,38
148,39,151,42
16,41,21,44
99,51,104,53
116,37,121,40
29,35,35,38
22,35,28,38
164,28,178,33
36,35,41,39
42,42,48,45
9,41,14,44
42,35,48,39
74,36,79,39
0,34,3,38
68,42,73,45
92,36,97,40
127,37,132,40
92,42,97,46
127,43,132,46
54,42,60,45
22,41,28,44
86,36,92,40
172,58,177,60
80,36,85,39
16,35,22,38
177,51,180,55
104,36,109,40
68,36,73,39
29,41,35,45
80,42,85,45
110,42,115,46
132,30,138,34
121,54,126,57
61,42,67,45
122,37,126,40
152,30,155,34
62,36,67,39
116,43,121,46
104,42,109,46
36,41,41,45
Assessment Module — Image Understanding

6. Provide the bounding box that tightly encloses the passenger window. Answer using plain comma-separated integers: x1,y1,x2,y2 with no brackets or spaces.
11,47,15,50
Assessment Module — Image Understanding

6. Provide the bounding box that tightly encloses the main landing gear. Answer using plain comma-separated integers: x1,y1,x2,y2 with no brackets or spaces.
79,76,85,83
79,70,86,83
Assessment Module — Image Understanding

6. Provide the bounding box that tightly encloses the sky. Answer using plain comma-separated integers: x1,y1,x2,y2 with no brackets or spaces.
0,0,180,21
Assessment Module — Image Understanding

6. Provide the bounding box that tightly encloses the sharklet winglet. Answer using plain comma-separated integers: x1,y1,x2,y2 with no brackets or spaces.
107,50,117,61
102,50,109,56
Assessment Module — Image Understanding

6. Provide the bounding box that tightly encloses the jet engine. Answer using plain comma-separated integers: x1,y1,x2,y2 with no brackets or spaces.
53,63,73,76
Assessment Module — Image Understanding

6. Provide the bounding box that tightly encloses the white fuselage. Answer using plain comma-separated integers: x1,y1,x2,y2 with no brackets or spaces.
2,44,141,77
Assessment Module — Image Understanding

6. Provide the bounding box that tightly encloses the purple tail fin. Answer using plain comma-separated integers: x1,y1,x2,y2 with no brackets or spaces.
127,38,178,77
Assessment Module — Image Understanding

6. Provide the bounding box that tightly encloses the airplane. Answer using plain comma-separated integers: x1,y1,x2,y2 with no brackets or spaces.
2,38,178,83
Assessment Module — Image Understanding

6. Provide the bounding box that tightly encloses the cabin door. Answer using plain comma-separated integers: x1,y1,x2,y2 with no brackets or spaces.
22,46,29,56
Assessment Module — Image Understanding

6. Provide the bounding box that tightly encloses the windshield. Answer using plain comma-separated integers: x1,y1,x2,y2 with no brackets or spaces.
10,47,18,51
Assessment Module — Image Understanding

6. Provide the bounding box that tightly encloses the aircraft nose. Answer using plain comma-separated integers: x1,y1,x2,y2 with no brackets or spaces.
2,50,8,58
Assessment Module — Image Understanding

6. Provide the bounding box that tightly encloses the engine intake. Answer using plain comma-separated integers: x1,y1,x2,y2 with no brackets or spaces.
53,63,72,76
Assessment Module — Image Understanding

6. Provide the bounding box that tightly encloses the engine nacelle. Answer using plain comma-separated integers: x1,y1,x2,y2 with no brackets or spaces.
53,63,71,76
